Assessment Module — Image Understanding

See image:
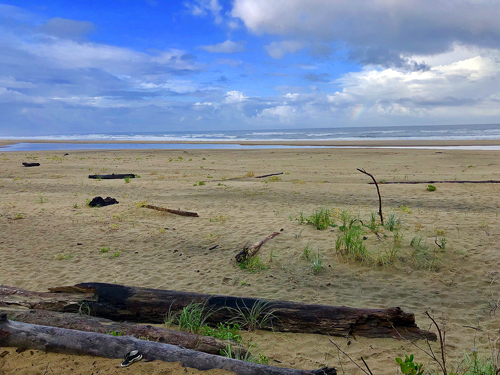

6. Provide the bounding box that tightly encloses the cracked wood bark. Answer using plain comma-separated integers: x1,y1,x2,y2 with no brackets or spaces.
0,308,240,355
235,231,281,263
0,315,337,375
142,204,199,217
88,173,136,179
34,283,436,340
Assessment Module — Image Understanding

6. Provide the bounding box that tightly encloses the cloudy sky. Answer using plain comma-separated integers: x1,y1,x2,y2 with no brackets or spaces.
1,0,500,136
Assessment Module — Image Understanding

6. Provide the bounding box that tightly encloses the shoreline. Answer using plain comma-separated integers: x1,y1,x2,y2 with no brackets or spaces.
1,138,500,149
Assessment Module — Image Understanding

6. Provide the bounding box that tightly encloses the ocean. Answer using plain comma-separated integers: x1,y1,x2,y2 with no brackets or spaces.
1,123,500,151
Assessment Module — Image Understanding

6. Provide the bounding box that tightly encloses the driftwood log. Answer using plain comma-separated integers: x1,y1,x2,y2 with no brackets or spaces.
22,162,40,167
235,232,281,263
0,308,241,355
0,284,434,340
88,173,136,179
0,314,336,375
375,180,500,184
142,204,199,217
88,196,119,207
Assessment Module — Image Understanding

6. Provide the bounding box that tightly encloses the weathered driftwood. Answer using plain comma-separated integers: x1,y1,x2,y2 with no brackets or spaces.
22,162,40,167
142,204,199,217
88,173,136,179
0,284,92,310
374,180,500,184
358,168,384,225
0,314,336,375
204,172,283,183
235,232,281,263
0,308,240,355
8,283,435,340
254,172,284,179
88,196,119,207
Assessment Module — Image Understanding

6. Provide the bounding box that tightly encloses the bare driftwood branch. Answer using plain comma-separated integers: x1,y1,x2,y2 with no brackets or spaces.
0,308,240,355
0,283,436,340
373,180,500,184
142,204,199,217
0,314,337,375
254,172,284,179
88,173,135,179
235,231,281,263
203,172,283,183
357,168,384,225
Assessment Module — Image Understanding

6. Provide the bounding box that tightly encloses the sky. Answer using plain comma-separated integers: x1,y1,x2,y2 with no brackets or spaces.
1,0,500,136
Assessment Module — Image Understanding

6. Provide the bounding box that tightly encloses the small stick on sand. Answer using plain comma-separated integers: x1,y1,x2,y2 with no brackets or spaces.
142,204,199,217
254,172,284,179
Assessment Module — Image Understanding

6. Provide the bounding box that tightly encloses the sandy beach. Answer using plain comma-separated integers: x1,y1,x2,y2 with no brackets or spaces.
1,144,500,374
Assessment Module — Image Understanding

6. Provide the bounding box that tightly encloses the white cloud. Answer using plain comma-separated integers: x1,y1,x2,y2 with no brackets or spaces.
224,90,248,103
232,0,500,65
185,0,223,24
0,76,36,89
0,87,44,104
199,40,246,54
264,40,303,59
258,104,296,121
327,52,500,117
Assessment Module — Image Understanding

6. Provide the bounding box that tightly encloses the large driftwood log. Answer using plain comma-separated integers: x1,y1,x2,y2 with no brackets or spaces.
22,162,40,167
0,284,92,310
235,232,281,263
88,173,136,179
0,308,240,355
0,315,336,375
21,283,436,340
142,204,199,217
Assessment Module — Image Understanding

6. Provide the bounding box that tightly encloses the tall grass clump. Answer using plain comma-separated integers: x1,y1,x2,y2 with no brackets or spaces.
177,302,213,334
385,214,401,231
373,230,403,267
229,300,278,332
301,244,326,274
410,236,440,271
295,208,335,229
308,208,335,230
335,218,368,262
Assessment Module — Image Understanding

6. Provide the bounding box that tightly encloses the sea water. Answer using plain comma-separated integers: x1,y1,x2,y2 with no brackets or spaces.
1,123,500,151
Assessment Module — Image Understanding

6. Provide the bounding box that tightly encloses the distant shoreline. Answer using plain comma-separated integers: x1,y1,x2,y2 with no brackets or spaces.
2,138,500,149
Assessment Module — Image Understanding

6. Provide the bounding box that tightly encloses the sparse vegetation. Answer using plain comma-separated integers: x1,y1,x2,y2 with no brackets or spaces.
54,253,73,260
427,184,437,191
238,256,269,273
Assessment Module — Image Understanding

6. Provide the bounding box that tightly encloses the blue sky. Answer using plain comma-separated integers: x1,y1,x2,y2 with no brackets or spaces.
1,0,500,136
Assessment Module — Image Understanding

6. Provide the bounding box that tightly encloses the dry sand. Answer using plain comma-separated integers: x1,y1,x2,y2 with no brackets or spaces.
1,145,500,374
